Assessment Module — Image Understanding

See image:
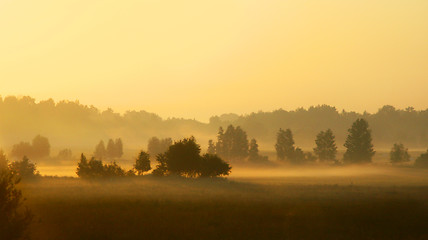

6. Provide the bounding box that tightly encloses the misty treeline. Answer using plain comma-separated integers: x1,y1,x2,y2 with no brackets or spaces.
76,137,231,179
1,96,428,150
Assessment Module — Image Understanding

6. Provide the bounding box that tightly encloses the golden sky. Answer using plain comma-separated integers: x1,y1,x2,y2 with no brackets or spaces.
1,0,427,121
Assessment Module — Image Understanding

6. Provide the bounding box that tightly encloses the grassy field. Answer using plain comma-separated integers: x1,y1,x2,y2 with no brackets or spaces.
19,166,428,240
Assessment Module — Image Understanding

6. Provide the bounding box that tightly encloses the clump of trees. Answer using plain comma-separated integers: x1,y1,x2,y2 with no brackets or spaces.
275,128,315,164
208,125,269,163
274,119,377,165
10,135,50,159
414,150,428,168
151,137,231,178
147,137,172,157
9,156,40,179
93,138,123,159
76,154,128,178
0,151,33,240
77,137,231,179
390,143,410,164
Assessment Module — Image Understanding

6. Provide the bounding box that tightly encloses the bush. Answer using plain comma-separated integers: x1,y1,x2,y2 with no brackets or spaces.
9,156,39,179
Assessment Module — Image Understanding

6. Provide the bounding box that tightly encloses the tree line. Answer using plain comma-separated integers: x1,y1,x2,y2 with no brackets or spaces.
2,96,428,150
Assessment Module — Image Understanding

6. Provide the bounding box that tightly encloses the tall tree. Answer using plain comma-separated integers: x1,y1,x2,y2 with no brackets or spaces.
231,126,249,159
248,138,259,162
343,118,375,164
31,135,50,158
106,139,115,158
94,140,106,159
134,151,151,175
207,139,216,154
114,138,124,158
275,128,295,161
313,129,337,162
215,127,225,157
390,143,410,163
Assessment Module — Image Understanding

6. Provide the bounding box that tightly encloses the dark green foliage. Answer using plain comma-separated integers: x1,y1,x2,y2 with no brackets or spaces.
0,169,33,240
207,139,216,155
215,125,249,160
147,137,172,157
414,150,428,168
390,143,410,163
343,119,375,164
313,129,337,162
10,135,50,159
76,154,90,178
134,151,151,175
152,153,168,177
10,156,39,179
275,128,295,161
199,154,231,177
165,137,201,177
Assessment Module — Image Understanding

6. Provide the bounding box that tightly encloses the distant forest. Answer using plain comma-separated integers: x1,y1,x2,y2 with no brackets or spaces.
1,96,427,152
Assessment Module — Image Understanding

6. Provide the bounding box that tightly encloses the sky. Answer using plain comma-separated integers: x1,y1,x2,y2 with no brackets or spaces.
1,0,427,121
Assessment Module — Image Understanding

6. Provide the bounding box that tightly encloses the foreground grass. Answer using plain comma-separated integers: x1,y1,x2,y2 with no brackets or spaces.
20,169,428,240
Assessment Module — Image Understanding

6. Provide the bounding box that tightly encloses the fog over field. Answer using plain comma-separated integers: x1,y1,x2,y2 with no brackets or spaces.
1,0,428,239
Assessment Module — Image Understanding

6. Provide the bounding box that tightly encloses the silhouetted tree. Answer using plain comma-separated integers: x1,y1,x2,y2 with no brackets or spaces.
248,138,259,162
76,154,90,178
94,140,106,159
215,127,225,157
275,128,295,161
390,143,410,163
31,135,50,158
114,138,124,158
0,162,33,240
248,138,269,163
314,129,337,162
199,154,231,177
414,149,428,168
9,156,39,179
343,119,375,164
152,153,168,177
134,151,151,175
207,139,216,154
165,137,201,177
106,139,116,159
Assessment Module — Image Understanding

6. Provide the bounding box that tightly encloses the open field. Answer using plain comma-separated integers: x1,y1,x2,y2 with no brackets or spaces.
20,166,428,240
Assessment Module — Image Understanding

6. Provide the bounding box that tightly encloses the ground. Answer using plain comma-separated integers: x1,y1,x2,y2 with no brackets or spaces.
19,166,428,240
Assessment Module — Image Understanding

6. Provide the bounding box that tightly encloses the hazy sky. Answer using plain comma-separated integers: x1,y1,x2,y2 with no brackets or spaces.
1,0,427,121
